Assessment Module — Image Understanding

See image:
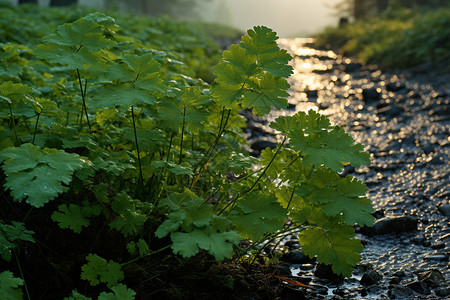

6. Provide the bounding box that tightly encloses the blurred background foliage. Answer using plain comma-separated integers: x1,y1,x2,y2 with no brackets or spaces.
318,1,450,68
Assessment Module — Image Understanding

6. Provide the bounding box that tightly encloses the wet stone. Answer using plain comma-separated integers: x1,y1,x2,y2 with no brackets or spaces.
362,87,380,102
435,287,450,298
314,264,342,281
360,215,418,236
281,249,311,264
438,204,450,217
276,264,292,276
417,269,447,287
360,268,383,286
405,281,431,295
388,284,415,299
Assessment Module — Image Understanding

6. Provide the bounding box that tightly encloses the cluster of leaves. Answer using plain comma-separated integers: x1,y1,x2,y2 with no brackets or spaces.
0,6,373,300
316,4,450,67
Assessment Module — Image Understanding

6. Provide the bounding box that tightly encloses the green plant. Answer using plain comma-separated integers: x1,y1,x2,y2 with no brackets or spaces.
316,5,450,67
0,11,373,298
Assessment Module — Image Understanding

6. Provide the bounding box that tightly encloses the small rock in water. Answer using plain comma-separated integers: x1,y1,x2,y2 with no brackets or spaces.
438,204,450,217
360,215,418,236
417,269,447,287
281,249,311,264
276,263,292,276
362,87,380,102
405,281,431,295
434,287,450,298
360,268,383,286
388,284,415,299
314,264,342,281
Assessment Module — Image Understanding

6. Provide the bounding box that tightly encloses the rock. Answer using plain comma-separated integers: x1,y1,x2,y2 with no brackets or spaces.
314,264,342,281
342,62,362,73
250,137,277,155
386,82,406,92
417,269,447,287
284,239,299,249
435,287,450,298
424,254,448,261
388,284,415,299
276,263,292,276
405,281,431,295
431,242,445,249
362,87,380,102
280,286,308,300
281,249,312,264
412,236,425,245
438,204,450,217
360,268,383,286
360,215,418,236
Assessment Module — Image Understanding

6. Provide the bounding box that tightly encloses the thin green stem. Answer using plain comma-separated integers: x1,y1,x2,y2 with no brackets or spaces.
179,107,186,165
286,185,296,211
32,113,40,145
131,106,144,193
192,108,231,186
76,68,91,131
166,132,174,162
247,137,287,193
9,104,19,146
15,252,31,300
120,244,172,267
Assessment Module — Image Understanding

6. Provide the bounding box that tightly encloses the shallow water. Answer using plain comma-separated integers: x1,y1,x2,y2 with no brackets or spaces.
272,38,449,299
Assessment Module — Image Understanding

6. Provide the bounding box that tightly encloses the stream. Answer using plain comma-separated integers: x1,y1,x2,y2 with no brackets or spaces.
246,38,449,299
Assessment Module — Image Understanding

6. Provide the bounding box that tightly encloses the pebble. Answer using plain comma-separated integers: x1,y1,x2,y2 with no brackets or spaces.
405,281,431,295
281,249,312,264
438,204,450,217
360,268,383,286
388,284,415,299
417,269,447,287
360,215,418,236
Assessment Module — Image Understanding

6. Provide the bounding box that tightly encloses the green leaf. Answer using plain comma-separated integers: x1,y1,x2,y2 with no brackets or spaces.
81,254,124,287
0,144,85,207
40,13,116,51
110,193,147,236
211,26,292,116
298,225,363,277
95,83,156,108
0,221,35,261
63,289,92,300
270,110,331,134
241,73,290,115
297,167,374,227
0,82,33,104
151,161,193,175
51,202,102,234
240,26,293,77
0,271,24,300
35,45,109,74
291,127,370,171
98,284,136,300
229,191,286,240
171,228,239,260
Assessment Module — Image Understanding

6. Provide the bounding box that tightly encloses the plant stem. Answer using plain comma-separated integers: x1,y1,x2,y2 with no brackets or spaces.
32,113,40,145
121,244,172,267
131,106,144,193
166,132,174,162
9,104,19,146
247,137,287,193
15,252,31,300
179,107,186,164
76,68,91,131
217,137,287,216
192,108,231,186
